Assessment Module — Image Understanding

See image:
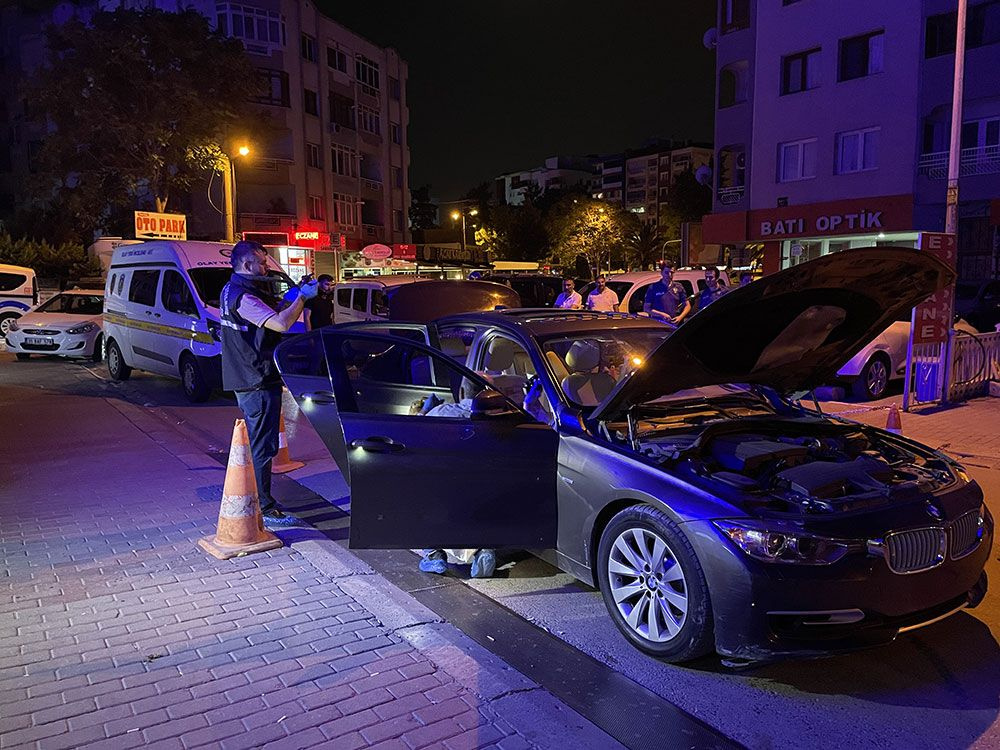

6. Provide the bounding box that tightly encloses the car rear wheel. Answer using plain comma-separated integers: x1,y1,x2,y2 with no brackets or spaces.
180,354,211,403
852,353,890,401
0,312,18,336
596,504,714,662
106,339,131,381
90,334,104,363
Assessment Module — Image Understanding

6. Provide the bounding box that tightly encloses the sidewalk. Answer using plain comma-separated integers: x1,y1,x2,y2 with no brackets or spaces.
0,381,624,750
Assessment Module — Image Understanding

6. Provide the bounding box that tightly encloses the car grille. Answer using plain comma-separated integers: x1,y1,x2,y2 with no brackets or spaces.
950,510,983,560
23,343,60,351
883,528,946,574
23,328,60,335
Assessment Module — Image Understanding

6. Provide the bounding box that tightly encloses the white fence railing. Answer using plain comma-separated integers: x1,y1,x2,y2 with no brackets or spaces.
949,331,1000,401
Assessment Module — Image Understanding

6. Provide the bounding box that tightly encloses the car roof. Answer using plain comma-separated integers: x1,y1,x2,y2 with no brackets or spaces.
435,308,668,337
61,289,105,295
340,275,434,289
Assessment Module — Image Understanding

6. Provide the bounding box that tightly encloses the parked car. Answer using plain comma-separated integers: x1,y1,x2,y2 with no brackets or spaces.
276,248,991,664
955,279,1000,333
480,273,565,307
579,268,732,315
0,263,39,336
4,290,104,361
331,277,519,324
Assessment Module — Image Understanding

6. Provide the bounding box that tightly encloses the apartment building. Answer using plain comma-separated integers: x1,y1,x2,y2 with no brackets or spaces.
495,156,600,205
621,142,713,227
703,0,1000,280
0,0,411,279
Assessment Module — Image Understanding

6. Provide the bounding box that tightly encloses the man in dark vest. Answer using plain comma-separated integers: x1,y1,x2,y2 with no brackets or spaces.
221,240,318,524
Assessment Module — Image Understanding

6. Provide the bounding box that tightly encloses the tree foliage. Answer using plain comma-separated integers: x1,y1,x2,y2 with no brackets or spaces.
624,220,664,271
0,232,99,282
658,169,713,248
23,8,263,239
546,197,630,278
409,185,440,230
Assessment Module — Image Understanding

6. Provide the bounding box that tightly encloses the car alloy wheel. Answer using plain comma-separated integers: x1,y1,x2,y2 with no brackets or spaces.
853,354,889,401
596,505,714,662
0,313,17,336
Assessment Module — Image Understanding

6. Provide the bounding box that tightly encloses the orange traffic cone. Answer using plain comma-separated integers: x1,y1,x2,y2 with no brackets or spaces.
199,419,283,560
271,413,304,474
885,403,903,435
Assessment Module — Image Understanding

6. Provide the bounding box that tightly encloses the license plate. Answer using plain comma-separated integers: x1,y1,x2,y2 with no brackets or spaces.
25,337,52,345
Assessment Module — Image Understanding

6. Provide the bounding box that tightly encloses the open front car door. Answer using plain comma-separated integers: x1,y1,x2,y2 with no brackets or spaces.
276,329,559,549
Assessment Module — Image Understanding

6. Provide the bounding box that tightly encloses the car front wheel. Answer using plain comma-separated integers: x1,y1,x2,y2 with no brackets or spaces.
852,353,890,401
106,339,131,381
596,504,714,662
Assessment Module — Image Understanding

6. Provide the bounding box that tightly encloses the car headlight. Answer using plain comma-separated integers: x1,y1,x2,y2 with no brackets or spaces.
67,323,97,335
714,520,852,565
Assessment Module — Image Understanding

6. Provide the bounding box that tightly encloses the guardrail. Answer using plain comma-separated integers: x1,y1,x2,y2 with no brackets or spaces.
949,330,1000,401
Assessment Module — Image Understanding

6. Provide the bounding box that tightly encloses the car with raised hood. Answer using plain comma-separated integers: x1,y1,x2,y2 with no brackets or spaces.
4,290,104,361
275,248,992,664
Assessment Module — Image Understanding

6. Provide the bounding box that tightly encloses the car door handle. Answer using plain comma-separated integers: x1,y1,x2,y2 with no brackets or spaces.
350,436,405,453
304,390,337,405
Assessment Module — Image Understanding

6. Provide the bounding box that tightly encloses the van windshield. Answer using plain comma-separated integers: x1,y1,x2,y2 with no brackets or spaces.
189,269,295,308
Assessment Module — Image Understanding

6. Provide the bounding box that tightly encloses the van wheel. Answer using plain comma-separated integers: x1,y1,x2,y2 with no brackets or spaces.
106,339,131,381
90,334,104,363
180,355,211,403
0,312,18,336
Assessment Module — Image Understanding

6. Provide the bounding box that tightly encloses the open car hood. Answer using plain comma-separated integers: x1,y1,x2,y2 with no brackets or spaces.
591,248,954,421
387,280,520,322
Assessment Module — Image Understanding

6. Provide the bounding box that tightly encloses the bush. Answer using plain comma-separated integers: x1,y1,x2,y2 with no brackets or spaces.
0,233,101,284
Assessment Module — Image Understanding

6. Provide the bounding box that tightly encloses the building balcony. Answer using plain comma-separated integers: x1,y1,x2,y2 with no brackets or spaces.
363,223,384,239
917,145,1000,178
241,212,297,228
716,186,745,205
361,177,383,193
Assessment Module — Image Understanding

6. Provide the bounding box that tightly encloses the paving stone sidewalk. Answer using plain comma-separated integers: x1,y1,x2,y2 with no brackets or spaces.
0,384,621,750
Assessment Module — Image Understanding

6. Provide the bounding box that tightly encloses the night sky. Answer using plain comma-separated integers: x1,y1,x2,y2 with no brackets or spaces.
317,1,718,201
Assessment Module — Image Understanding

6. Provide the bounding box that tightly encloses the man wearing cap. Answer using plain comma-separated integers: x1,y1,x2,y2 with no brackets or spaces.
586,275,620,312
221,240,318,525
643,261,691,324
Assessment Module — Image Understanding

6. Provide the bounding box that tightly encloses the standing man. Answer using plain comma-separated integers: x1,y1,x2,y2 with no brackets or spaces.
220,240,318,524
698,267,727,311
304,274,335,330
643,261,691,324
554,278,582,309
586,275,620,312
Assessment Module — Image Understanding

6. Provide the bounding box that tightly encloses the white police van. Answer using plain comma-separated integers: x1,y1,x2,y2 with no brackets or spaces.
0,263,39,336
103,241,296,401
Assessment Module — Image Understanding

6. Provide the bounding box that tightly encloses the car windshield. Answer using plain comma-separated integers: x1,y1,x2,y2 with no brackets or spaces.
539,328,670,407
188,268,295,308
36,294,103,315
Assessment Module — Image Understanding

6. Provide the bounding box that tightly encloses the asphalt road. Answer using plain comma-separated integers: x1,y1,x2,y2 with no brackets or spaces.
4,352,999,749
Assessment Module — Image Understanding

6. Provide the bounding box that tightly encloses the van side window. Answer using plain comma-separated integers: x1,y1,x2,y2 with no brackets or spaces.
161,270,197,316
352,289,369,312
337,288,352,308
0,272,27,292
128,270,160,307
116,274,125,296
372,289,389,317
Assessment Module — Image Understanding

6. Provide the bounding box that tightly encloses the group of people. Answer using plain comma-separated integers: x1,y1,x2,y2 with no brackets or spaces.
554,262,754,324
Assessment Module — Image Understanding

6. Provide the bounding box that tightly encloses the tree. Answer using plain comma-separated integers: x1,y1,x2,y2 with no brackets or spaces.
546,197,629,278
409,185,440,231
658,169,713,253
24,8,263,238
624,220,663,271
0,232,99,284
478,202,549,262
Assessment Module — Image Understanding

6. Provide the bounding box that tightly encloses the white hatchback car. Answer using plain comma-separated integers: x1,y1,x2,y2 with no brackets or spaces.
5,290,105,362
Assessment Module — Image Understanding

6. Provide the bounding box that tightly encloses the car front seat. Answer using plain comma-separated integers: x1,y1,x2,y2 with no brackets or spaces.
561,339,616,406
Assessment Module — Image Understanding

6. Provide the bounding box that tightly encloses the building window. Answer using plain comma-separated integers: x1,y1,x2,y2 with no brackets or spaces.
306,142,321,169
836,127,880,173
329,93,355,130
252,69,289,107
839,30,884,81
308,195,324,220
303,89,318,116
332,193,357,227
778,138,818,182
217,3,285,52
962,117,1000,149
358,105,381,135
389,76,401,101
781,49,821,94
390,121,401,144
327,46,348,73
969,1,1000,48
392,209,404,232
926,2,1000,57
720,0,749,33
331,144,358,177
300,33,316,62
355,54,380,95
718,60,748,107
391,166,403,189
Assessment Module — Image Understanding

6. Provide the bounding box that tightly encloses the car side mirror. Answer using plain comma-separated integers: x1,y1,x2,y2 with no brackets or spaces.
470,388,517,419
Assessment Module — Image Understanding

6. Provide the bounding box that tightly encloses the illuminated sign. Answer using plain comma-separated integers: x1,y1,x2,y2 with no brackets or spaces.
912,233,957,345
362,243,392,260
134,211,186,240
295,231,320,240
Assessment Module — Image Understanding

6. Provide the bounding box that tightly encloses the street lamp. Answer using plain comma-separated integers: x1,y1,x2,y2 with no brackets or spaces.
451,207,478,255
221,144,251,242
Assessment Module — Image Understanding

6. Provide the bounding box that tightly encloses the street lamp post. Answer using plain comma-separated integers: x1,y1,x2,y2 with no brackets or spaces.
451,207,478,256
221,145,250,243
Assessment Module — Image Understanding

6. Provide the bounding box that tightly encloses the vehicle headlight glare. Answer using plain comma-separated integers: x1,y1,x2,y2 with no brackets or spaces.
67,323,96,334
714,520,850,565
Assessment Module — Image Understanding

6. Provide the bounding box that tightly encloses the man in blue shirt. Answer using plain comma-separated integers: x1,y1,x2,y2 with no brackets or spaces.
643,261,691,324
697,267,727,311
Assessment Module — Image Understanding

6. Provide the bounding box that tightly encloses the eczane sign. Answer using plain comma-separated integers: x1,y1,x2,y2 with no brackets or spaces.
913,232,957,345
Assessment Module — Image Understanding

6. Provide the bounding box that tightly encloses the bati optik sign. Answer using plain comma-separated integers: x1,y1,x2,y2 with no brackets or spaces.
134,211,187,241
